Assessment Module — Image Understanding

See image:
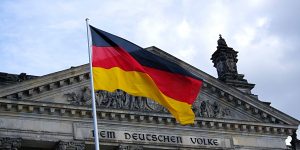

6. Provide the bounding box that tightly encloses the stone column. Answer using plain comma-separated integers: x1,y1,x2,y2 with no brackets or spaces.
117,144,143,150
55,141,85,150
0,137,22,150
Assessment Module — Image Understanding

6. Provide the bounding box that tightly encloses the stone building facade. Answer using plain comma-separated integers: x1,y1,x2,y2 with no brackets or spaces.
0,36,299,150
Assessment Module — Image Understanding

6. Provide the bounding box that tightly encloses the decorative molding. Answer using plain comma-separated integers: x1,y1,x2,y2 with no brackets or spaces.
0,98,297,136
1,67,90,101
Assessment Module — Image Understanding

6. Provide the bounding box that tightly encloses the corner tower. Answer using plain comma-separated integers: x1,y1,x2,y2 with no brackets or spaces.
211,35,255,95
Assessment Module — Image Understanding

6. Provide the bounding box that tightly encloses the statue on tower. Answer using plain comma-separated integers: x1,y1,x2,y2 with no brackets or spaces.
217,34,228,47
211,34,255,94
213,34,237,79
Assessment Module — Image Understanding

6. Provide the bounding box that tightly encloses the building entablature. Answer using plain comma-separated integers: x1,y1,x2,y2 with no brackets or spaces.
0,97,297,137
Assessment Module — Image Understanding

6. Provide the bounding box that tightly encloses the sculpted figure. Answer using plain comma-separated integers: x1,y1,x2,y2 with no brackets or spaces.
95,90,107,106
217,34,228,47
81,87,91,103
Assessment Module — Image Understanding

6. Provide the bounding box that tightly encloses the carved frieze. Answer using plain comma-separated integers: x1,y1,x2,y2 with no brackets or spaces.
95,90,167,113
65,88,168,113
97,90,168,113
65,87,231,119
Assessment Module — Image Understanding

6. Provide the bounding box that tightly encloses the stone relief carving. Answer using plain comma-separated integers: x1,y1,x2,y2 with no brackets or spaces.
65,87,167,113
193,94,231,118
226,59,237,73
55,141,85,150
65,87,231,119
96,90,168,113
193,100,231,118
0,137,22,150
216,59,237,78
65,87,92,106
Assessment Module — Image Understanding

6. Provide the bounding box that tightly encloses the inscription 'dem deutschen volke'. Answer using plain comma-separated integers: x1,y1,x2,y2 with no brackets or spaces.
93,130,219,146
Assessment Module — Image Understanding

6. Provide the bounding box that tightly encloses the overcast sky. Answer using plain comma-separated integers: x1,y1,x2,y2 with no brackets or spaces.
0,0,299,139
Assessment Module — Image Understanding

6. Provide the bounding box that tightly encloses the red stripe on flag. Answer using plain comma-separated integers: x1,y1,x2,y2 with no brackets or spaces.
92,46,202,104
92,46,144,72
144,66,202,104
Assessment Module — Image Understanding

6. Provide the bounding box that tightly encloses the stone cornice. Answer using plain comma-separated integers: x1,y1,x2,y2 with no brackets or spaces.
0,98,297,136
0,64,89,98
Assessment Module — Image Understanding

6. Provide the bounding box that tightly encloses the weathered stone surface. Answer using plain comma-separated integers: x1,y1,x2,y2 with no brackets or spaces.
233,136,286,149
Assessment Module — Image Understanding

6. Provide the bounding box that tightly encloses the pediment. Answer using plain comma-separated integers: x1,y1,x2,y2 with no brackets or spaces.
0,47,299,127
0,81,265,123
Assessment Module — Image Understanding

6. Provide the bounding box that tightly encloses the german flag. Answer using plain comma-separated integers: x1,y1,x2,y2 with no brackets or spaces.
90,25,203,125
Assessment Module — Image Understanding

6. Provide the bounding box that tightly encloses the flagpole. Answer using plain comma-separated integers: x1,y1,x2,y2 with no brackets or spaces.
85,18,100,150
